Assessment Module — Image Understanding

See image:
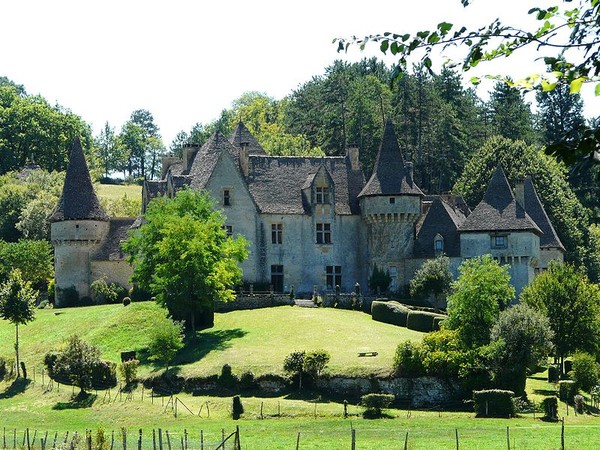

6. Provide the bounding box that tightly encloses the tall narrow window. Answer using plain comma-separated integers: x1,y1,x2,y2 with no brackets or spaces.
326,265,342,289
316,223,332,244
316,187,330,204
271,223,283,244
434,234,444,255
271,265,284,293
223,189,231,206
389,266,398,290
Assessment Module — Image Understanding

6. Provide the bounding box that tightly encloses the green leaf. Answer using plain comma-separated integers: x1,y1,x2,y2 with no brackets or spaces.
469,76,481,85
437,22,453,34
595,83,600,96
541,80,557,92
569,77,586,94
380,40,389,53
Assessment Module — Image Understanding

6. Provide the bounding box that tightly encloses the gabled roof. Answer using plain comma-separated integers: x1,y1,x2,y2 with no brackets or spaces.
91,218,136,261
459,165,541,234
246,155,365,215
50,137,109,222
189,132,239,190
145,180,167,199
230,122,267,155
359,120,423,197
415,196,468,257
522,177,565,250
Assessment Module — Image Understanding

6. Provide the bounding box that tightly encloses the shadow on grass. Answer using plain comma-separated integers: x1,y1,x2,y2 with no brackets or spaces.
0,378,31,399
533,388,557,397
362,410,394,419
176,328,247,365
52,392,97,410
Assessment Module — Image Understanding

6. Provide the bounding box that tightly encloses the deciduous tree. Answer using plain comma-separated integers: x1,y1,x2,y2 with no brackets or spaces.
123,190,248,333
0,269,37,378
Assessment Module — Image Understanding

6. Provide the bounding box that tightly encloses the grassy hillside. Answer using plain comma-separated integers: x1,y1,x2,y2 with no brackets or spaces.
95,183,141,201
0,304,424,378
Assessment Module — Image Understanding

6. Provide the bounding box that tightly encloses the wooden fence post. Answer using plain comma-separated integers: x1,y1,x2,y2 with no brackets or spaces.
221,429,225,450
351,428,356,450
166,430,171,450
158,429,163,450
138,429,142,450
153,429,156,450
404,432,408,450
200,430,204,450
455,428,459,450
561,417,565,450
295,432,300,450
506,426,510,450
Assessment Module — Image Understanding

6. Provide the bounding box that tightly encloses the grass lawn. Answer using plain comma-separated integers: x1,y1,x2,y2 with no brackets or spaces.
95,183,141,201
0,303,423,378
0,379,598,449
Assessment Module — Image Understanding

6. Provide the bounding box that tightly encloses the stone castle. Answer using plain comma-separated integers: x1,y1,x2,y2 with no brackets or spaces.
50,122,564,306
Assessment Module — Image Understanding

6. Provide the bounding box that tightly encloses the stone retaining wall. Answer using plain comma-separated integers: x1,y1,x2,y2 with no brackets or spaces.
215,294,295,312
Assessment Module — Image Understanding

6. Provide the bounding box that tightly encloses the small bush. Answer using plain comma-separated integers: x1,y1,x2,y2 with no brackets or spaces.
547,364,560,383
129,285,151,302
393,341,425,377
0,357,7,381
239,371,256,390
542,396,558,420
371,301,409,327
119,359,140,385
406,310,443,332
122,297,131,306
304,350,330,379
574,394,585,414
558,380,577,402
473,389,515,418
570,352,600,392
90,360,117,389
91,278,127,304
218,364,239,389
361,393,394,418
232,395,244,419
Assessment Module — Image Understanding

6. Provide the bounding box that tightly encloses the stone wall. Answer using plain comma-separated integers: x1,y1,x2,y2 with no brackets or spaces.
317,376,463,408
215,294,294,312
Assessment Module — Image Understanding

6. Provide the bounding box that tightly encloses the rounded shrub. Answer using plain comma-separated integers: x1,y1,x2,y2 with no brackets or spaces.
406,310,443,332
371,301,409,327
473,389,515,418
240,371,256,390
558,380,577,402
361,393,394,418
122,297,131,306
393,341,425,377
542,396,558,420
547,364,560,383
570,352,600,392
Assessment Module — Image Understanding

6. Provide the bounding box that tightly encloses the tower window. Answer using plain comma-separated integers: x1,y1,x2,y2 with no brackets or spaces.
389,197,396,204
316,187,330,204
326,265,342,289
434,234,444,255
316,223,332,244
271,223,283,244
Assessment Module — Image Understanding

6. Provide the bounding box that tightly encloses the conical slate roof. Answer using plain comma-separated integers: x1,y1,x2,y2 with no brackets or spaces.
460,165,541,234
523,176,565,250
230,121,266,155
50,137,109,222
358,120,423,197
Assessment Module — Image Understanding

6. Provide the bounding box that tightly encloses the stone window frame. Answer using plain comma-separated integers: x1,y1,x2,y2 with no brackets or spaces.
222,188,232,207
315,186,331,204
316,222,332,244
491,234,508,249
434,233,444,255
271,223,283,244
326,265,342,289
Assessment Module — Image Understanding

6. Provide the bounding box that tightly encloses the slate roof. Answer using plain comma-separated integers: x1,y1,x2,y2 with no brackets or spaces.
189,132,239,190
170,175,192,191
230,122,267,155
246,155,365,215
50,137,109,222
414,196,468,257
359,120,423,198
459,165,542,234
523,177,565,250
91,218,136,261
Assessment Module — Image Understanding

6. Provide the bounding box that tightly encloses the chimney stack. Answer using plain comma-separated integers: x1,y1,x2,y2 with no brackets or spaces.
515,177,526,209
405,161,414,181
240,142,250,177
346,145,360,171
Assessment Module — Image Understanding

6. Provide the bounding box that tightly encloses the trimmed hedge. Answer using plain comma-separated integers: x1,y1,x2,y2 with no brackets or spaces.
473,389,515,418
361,393,395,417
542,396,559,420
371,301,410,327
547,364,560,383
559,380,577,402
432,316,445,331
406,311,445,332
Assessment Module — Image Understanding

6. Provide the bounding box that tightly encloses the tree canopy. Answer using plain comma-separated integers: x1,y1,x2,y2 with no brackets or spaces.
446,255,515,348
123,189,248,333
520,262,600,372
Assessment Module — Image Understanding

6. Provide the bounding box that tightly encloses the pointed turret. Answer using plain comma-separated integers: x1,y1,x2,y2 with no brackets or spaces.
522,176,564,251
50,137,108,222
230,121,266,155
359,120,422,197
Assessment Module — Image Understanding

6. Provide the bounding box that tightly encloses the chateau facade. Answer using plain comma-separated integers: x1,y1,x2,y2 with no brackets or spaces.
50,122,564,306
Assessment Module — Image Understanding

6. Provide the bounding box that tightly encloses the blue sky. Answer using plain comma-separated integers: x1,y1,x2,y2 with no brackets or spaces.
2,0,598,146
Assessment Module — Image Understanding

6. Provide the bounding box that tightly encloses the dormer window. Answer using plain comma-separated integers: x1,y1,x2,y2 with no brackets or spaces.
316,187,330,204
434,233,444,255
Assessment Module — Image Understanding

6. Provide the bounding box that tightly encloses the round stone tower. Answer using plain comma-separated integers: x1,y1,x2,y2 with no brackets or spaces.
359,121,423,286
50,137,110,306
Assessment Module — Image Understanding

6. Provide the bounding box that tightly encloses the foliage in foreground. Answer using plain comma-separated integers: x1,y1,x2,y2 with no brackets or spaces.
409,256,453,308
123,189,249,333
147,316,184,370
